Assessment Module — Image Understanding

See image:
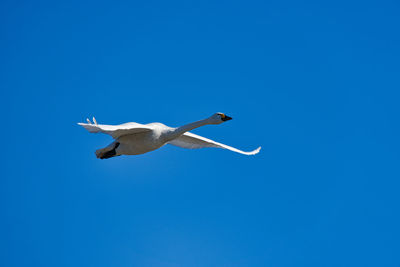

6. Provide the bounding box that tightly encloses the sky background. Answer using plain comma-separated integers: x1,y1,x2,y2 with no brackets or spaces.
1,0,400,266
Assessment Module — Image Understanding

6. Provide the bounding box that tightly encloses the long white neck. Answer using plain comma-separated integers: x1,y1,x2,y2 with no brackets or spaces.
167,118,212,140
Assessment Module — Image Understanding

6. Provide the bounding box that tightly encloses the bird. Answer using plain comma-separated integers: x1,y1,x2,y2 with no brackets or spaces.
78,112,261,159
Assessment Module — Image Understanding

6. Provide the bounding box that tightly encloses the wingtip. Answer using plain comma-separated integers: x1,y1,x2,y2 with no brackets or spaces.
248,146,261,155
251,146,261,155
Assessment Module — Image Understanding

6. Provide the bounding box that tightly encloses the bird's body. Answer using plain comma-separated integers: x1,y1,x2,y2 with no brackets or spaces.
78,113,261,159
116,123,169,155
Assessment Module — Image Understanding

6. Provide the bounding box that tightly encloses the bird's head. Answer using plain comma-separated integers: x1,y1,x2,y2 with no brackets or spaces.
209,112,233,124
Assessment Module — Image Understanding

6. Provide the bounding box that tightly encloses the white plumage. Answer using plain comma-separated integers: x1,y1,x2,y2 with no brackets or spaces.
78,113,261,159
168,132,261,156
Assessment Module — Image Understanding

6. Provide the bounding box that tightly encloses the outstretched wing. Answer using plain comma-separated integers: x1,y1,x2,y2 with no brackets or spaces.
78,117,152,139
168,132,261,155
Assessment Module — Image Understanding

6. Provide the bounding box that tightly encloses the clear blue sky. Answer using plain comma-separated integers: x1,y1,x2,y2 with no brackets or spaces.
1,0,399,266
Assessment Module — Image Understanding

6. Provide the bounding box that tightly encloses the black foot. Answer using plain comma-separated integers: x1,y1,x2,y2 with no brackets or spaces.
100,142,120,159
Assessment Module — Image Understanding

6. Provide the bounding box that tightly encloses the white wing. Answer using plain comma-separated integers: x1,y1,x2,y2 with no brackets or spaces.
78,118,152,139
168,132,261,155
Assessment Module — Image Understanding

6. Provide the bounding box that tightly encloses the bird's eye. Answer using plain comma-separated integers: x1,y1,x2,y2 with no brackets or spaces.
220,113,226,119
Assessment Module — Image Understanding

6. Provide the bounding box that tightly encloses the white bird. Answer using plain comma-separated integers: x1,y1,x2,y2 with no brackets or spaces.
78,113,261,159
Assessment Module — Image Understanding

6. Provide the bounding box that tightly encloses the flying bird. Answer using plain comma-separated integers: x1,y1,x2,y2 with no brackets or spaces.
78,113,261,159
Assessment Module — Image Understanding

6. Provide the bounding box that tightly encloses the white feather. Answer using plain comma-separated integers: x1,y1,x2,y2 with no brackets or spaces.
168,132,261,155
77,122,152,139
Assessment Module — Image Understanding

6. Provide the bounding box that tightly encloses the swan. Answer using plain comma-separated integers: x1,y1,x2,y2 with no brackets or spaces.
78,113,261,159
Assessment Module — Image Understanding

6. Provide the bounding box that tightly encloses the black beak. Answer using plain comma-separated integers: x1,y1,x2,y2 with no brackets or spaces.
222,115,232,121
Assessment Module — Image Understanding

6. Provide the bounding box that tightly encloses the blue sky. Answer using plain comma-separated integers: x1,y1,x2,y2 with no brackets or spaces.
1,0,400,266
